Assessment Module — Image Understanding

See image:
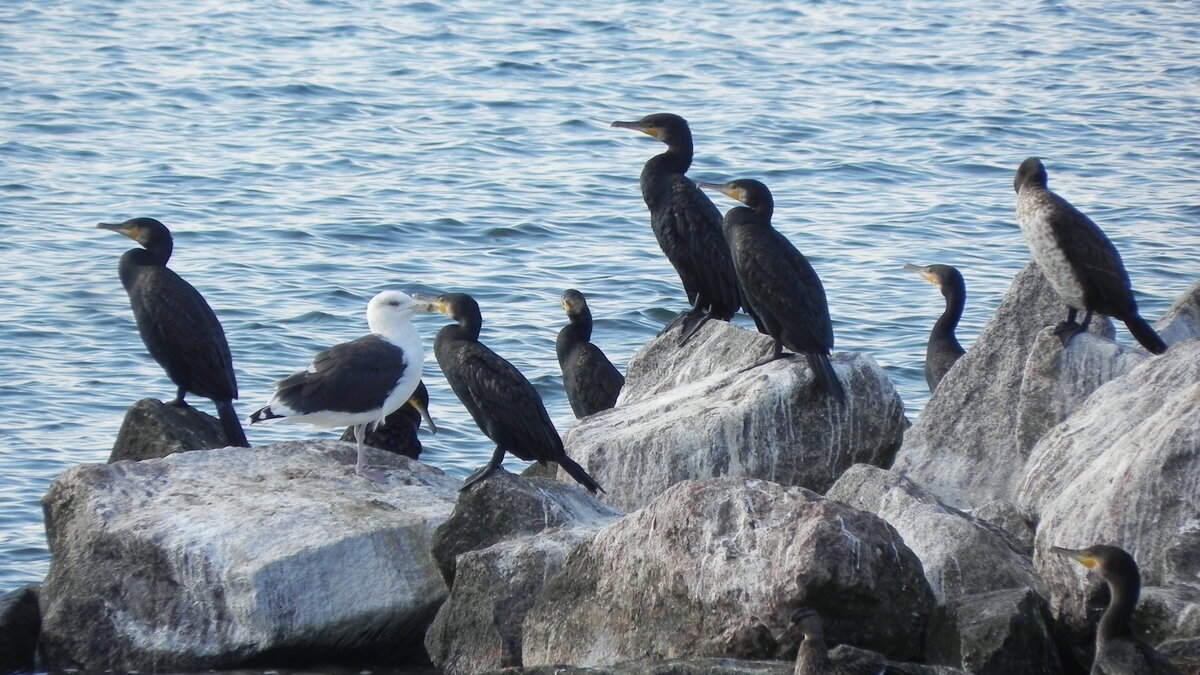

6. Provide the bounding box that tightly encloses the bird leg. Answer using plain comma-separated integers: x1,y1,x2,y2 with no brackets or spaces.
1053,307,1086,348
737,340,796,374
353,424,387,483
677,308,712,345
657,310,690,337
166,386,190,407
460,445,506,492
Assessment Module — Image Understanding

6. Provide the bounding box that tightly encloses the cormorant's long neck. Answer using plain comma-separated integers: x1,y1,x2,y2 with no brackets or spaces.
1099,571,1139,642
451,305,483,342
934,279,966,343
117,248,164,289
646,137,694,175
569,308,593,342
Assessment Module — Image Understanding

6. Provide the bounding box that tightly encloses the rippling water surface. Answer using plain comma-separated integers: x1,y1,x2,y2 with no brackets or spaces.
1,0,1197,589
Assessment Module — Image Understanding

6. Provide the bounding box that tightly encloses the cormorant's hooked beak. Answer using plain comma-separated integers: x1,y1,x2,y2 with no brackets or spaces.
1050,546,1097,569
97,221,138,241
409,395,437,434
411,293,450,317
903,263,939,286
611,120,658,139
697,181,745,204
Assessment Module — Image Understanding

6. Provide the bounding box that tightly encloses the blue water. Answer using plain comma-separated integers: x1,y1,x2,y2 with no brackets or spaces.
1,0,1197,591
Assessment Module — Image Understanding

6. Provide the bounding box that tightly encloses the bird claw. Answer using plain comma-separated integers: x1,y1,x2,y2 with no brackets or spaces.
1053,321,1084,348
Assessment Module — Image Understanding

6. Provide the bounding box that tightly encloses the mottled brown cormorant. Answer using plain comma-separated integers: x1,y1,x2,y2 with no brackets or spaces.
97,217,250,448
610,113,745,343
1015,157,1167,354
1052,545,1181,674
339,380,434,460
903,263,966,392
699,179,845,403
415,292,602,493
249,291,429,482
557,289,624,418
787,607,886,675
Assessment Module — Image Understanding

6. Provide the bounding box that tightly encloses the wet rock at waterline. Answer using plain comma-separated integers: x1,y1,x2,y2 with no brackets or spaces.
39,441,460,672
521,477,935,668
562,320,907,512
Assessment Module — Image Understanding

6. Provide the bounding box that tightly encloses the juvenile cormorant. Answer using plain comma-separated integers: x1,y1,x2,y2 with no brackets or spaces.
339,380,435,460
1014,157,1167,354
97,217,249,448
415,292,602,493
698,179,845,403
557,289,624,418
249,291,429,482
786,607,886,675
903,263,966,392
610,113,744,343
1052,545,1181,674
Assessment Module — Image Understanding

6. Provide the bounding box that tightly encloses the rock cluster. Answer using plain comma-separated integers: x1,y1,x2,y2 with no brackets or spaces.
2,262,1197,674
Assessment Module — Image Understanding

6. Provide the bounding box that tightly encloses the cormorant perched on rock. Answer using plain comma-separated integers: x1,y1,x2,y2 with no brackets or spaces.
339,380,435,460
903,263,966,392
1014,157,1167,354
699,179,845,403
557,289,624,418
415,292,602,493
97,217,250,448
786,607,886,675
249,291,429,482
610,113,744,343
1052,545,1181,674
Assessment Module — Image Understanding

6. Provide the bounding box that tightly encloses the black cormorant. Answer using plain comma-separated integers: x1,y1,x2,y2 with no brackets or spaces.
97,217,250,448
415,292,602,493
339,380,435,460
786,607,886,675
557,289,624,418
698,179,845,403
610,113,744,343
1014,157,1167,354
903,263,966,393
1052,544,1181,674
249,291,429,482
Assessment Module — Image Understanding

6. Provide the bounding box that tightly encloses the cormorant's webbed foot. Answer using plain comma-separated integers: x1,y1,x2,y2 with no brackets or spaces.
1053,321,1085,348
167,388,189,408
677,309,712,345
460,462,502,492
657,311,689,337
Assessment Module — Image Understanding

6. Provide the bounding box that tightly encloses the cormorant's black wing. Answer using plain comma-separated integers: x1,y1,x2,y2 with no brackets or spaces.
563,342,624,418
453,342,563,461
275,334,408,415
732,225,834,353
1046,191,1135,316
670,175,741,318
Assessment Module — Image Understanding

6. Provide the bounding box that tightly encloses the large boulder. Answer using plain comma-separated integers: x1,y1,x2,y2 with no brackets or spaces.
1158,279,1200,346
924,588,1062,675
563,320,906,512
826,464,1042,606
521,477,935,668
425,472,622,674
892,262,1114,509
108,398,232,462
39,441,460,672
1015,338,1200,664
0,584,39,673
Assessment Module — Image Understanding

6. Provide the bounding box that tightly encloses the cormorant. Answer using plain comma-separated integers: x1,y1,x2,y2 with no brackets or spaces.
698,179,845,403
610,113,745,343
339,380,435,460
786,607,886,675
557,289,624,418
97,217,250,448
903,263,966,393
415,292,602,493
249,291,429,482
1014,157,1167,354
1052,545,1181,674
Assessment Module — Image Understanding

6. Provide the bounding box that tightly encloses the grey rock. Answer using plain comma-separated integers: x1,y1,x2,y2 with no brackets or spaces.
563,320,907,512
1157,636,1200,675
425,472,621,675
892,262,1114,509
426,528,603,675
483,659,793,674
1158,279,1200,347
0,584,39,673
109,397,232,462
430,468,621,585
1015,328,1149,456
826,464,1042,605
968,500,1035,550
1016,339,1200,664
39,441,459,672
925,588,1062,675
521,477,935,668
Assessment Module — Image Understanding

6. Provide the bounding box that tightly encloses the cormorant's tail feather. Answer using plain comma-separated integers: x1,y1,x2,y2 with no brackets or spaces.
557,455,603,494
806,352,846,404
1124,314,1167,355
217,399,251,447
